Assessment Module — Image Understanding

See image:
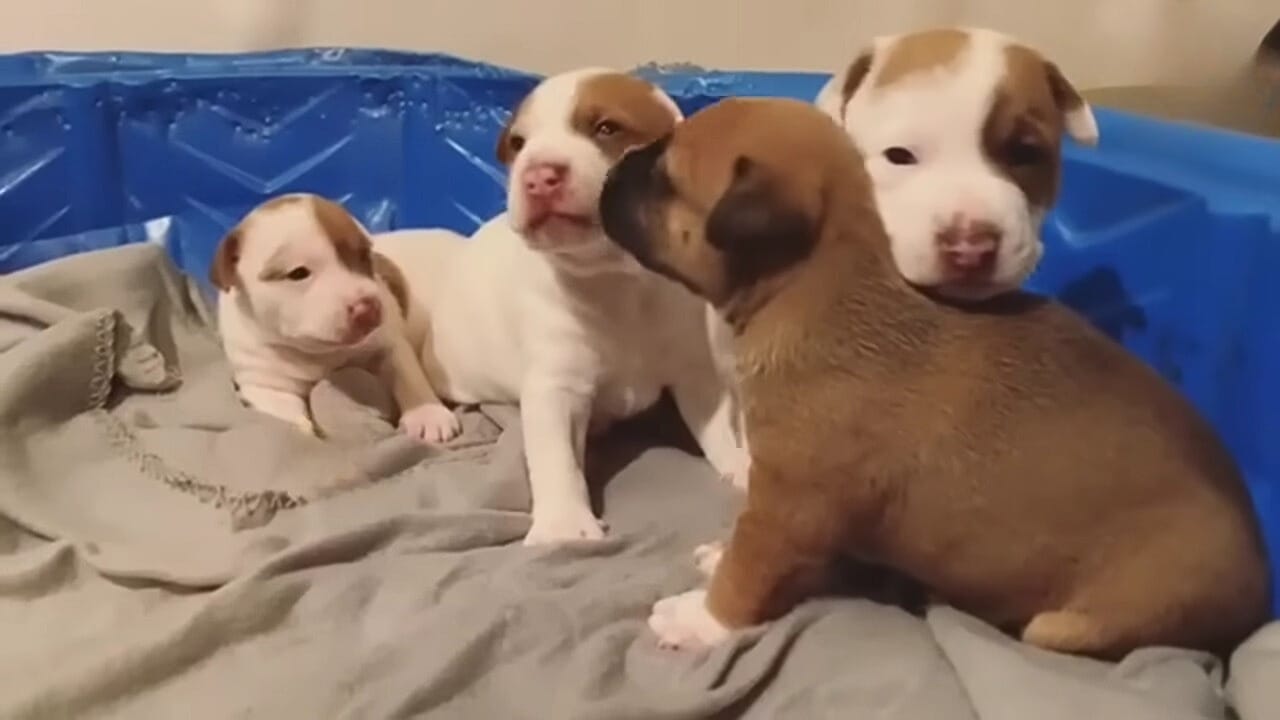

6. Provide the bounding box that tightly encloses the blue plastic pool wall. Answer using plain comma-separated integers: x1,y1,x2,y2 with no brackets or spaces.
0,50,1277,613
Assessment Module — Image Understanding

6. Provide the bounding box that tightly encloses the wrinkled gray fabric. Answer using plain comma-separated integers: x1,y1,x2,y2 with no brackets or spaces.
0,244,1275,720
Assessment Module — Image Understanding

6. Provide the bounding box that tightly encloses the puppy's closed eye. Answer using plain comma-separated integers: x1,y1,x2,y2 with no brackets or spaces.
261,265,312,282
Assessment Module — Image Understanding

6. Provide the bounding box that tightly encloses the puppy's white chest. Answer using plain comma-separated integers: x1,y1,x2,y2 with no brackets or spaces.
584,290,668,423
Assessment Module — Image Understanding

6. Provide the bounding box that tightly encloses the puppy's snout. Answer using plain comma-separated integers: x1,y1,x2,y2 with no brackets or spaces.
522,162,568,199
937,218,1001,275
347,295,383,332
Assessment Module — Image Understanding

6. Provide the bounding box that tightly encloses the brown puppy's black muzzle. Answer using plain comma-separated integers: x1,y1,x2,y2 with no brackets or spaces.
599,134,671,269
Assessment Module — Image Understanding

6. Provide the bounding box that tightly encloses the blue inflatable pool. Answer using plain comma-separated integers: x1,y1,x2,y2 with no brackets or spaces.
0,49,1276,613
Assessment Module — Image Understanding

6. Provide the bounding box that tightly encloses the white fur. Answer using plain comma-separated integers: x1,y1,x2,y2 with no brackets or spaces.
216,194,460,443
648,589,731,651
817,28,1099,299
375,69,748,546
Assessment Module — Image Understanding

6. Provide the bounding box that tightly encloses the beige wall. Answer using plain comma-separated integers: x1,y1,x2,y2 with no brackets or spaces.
0,0,1274,89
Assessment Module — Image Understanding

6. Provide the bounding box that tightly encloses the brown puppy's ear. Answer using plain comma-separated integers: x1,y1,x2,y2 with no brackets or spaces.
1043,61,1099,146
209,225,243,291
706,156,817,284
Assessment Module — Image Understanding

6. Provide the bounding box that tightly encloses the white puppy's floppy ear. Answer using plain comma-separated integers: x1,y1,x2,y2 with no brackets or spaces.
1043,61,1099,146
210,224,244,291
815,51,874,125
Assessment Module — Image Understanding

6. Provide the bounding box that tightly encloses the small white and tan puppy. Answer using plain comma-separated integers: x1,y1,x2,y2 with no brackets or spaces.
816,27,1099,301
210,193,460,442
375,69,747,545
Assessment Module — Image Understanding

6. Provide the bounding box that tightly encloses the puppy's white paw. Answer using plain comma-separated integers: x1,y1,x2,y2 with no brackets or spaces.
293,418,320,437
711,448,750,491
693,541,724,577
648,589,730,651
524,504,608,546
400,403,461,444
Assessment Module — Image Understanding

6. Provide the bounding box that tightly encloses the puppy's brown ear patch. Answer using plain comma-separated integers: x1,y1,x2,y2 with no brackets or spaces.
817,51,873,122
840,54,873,107
372,251,410,316
495,97,529,166
209,226,243,291
706,156,816,286
1041,60,1099,145
310,197,374,276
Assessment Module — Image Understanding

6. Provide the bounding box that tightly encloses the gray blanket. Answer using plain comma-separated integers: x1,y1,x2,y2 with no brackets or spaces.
0,244,1276,720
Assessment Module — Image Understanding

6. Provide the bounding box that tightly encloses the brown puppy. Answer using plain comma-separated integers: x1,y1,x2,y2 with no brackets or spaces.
598,97,1271,659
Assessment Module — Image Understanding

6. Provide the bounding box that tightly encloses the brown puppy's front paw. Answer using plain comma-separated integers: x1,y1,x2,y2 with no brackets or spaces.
648,589,730,651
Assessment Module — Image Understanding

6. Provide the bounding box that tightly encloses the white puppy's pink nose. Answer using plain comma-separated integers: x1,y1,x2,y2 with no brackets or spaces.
347,295,382,333
522,162,568,198
937,218,1001,276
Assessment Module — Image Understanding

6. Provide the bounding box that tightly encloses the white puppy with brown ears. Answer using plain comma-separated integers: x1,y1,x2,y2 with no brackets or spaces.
211,193,460,442
816,27,1099,301
375,68,748,545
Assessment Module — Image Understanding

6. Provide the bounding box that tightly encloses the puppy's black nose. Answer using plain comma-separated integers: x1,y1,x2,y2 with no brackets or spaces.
600,135,670,253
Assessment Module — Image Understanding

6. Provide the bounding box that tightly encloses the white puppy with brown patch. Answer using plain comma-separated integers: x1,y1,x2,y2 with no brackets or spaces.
375,69,747,545
211,193,460,442
816,27,1099,301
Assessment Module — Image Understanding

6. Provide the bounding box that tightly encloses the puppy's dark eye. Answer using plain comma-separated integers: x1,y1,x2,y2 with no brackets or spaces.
595,119,622,137
285,266,311,281
508,134,526,153
883,147,918,165
1004,137,1048,166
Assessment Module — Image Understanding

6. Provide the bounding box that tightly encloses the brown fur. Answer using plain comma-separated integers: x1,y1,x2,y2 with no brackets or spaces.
599,98,1271,659
571,73,681,161
208,194,376,291
494,72,678,168
836,54,873,119
372,251,409,315
495,96,530,166
983,45,1091,210
309,196,374,276
874,28,970,88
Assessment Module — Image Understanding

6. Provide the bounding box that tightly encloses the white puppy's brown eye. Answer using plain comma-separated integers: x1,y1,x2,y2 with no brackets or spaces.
883,147,918,165
285,266,311,281
508,134,526,153
594,119,621,137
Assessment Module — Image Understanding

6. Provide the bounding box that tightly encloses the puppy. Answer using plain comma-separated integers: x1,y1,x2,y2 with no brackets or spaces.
211,193,460,442
816,27,1099,301
375,69,747,545
599,98,1270,659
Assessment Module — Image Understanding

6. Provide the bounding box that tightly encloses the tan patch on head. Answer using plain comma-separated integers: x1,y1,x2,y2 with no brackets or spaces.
570,73,680,162
307,196,374,276
371,251,409,315
209,195,309,291
981,45,1072,210
874,28,970,88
